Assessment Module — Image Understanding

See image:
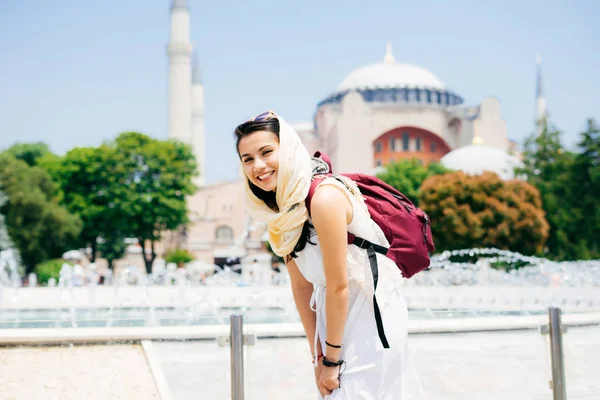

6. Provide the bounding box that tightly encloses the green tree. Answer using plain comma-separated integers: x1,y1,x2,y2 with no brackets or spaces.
44,145,121,262
4,142,55,167
518,120,582,260
0,154,82,273
112,132,197,274
570,119,600,258
419,171,549,255
376,159,449,206
98,235,128,270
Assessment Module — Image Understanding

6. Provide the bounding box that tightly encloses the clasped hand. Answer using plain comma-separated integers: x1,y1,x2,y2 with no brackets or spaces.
315,363,340,398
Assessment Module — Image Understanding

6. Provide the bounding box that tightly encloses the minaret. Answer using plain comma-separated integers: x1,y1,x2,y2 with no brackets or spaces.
536,55,547,133
167,0,192,145
191,52,205,186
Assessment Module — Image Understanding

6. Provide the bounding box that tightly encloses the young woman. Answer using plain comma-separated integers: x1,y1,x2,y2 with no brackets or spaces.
236,110,424,399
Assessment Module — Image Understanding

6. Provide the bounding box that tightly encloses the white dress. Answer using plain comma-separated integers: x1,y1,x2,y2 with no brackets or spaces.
294,177,425,400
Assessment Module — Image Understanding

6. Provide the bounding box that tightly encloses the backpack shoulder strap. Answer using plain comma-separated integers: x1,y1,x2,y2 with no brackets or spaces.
305,174,357,247
313,151,333,173
305,175,329,217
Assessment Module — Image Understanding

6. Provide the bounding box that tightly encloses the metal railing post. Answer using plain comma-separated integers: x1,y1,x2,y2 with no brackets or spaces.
218,314,256,399
230,314,245,400
548,306,567,400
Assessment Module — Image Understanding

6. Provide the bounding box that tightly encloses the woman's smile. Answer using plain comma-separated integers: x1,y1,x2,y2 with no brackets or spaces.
238,130,280,192
257,171,275,182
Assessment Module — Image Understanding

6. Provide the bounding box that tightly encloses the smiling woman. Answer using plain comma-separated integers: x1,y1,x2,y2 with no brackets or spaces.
238,131,279,192
233,111,424,399
234,116,282,210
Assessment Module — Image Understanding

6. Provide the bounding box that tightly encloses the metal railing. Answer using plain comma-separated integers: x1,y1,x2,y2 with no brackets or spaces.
219,308,569,400
218,314,256,400
548,307,567,400
540,306,567,400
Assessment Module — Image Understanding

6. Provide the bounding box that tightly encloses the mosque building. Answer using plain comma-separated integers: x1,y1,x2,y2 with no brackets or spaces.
164,0,544,264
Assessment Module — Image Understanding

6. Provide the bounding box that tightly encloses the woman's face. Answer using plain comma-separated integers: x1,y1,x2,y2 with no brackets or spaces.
238,130,280,192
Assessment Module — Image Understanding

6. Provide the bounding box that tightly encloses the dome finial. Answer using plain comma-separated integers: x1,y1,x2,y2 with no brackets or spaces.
384,41,395,64
472,124,484,145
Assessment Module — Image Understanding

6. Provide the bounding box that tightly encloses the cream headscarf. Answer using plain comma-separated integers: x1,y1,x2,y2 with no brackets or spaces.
242,113,312,257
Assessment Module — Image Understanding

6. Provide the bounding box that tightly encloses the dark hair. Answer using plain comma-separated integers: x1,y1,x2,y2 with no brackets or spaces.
235,118,280,210
234,117,315,261
287,221,316,261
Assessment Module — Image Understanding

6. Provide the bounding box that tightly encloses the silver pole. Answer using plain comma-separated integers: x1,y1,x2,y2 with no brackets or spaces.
548,307,567,400
230,314,244,400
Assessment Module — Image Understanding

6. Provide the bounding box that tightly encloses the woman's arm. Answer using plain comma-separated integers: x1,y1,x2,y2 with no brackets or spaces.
310,185,352,363
286,257,321,358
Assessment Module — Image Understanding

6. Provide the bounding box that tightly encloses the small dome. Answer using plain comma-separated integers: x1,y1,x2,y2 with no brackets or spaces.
440,144,523,180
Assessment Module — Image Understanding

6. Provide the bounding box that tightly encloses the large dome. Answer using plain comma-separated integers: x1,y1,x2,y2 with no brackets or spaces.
337,43,445,91
338,62,446,92
440,144,524,180
317,43,463,108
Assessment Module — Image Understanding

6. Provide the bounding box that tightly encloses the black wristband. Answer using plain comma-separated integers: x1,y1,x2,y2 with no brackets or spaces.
325,340,342,349
322,357,344,367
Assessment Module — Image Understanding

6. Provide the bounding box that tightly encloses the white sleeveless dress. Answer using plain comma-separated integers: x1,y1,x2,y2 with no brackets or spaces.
294,177,425,400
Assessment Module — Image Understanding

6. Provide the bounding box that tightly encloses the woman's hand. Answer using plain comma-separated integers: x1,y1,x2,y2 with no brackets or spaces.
318,365,340,397
314,362,324,392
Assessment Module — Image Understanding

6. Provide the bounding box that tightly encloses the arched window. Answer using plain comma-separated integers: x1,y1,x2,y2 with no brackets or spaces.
215,225,234,242
402,132,410,151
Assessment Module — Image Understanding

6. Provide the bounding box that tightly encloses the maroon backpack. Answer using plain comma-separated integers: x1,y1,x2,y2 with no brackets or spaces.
306,152,435,348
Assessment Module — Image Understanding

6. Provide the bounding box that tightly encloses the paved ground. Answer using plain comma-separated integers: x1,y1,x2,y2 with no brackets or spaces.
152,325,600,400
0,344,160,400
0,326,597,399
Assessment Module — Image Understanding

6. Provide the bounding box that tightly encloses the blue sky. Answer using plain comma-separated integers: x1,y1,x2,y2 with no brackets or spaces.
1,0,598,184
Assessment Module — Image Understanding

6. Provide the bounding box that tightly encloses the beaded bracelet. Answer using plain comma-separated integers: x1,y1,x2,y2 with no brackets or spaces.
312,353,323,364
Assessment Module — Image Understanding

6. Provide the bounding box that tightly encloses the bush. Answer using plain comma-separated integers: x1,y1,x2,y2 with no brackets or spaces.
419,171,550,256
164,248,194,267
35,259,64,285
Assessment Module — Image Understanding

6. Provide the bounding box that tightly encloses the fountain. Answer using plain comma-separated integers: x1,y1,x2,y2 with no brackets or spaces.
423,248,600,287
0,248,21,287
0,248,22,305
0,247,598,332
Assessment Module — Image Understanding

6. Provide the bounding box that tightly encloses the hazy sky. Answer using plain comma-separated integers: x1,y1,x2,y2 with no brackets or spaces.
1,0,598,184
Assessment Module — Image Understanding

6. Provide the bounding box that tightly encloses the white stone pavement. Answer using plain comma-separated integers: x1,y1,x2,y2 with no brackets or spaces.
0,344,160,400
0,325,597,399
152,325,600,400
